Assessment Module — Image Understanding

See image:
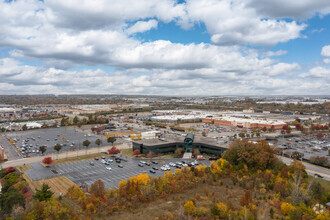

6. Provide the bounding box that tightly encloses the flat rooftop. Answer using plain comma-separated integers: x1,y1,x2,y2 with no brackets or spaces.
133,136,228,149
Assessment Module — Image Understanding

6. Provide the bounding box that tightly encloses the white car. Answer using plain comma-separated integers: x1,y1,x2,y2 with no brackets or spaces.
106,167,112,170
140,161,146,164
101,159,106,163
182,164,188,167
169,162,176,167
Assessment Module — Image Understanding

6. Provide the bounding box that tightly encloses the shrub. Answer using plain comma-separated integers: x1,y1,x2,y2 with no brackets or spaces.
42,157,53,165
147,151,153,158
174,148,184,158
132,149,141,156
4,167,16,176
184,201,196,215
108,146,120,154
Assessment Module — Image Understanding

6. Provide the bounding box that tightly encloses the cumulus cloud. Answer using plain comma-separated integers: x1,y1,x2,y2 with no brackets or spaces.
321,45,330,57
0,0,329,95
248,0,330,18
126,20,158,35
1,57,328,96
179,0,307,46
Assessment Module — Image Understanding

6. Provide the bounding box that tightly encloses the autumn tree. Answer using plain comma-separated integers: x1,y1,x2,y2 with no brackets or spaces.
22,124,27,131
240,190,253,206
42,157,53,165
316,132,324,139
90,180,105,197
133,149,141,156
192,148,200,157
108,146,120,155
291,151,304,160
33,184,53,201
223,140,277,170
147,151,153,158
174,148,184,158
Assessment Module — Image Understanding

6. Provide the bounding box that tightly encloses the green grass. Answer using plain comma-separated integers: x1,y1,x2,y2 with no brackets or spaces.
308,175,330,192
51,152,107,165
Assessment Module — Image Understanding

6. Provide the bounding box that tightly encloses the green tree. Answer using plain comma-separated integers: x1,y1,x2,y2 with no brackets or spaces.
33,184,53,201
39,146,46,155
73,116,79,124
0,188,25,214
107,136,116,146
83,140,91,154
95,139,102,153
54,144,62,154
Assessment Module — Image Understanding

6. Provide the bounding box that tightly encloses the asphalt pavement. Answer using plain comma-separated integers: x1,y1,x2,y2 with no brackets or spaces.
279,156,330,181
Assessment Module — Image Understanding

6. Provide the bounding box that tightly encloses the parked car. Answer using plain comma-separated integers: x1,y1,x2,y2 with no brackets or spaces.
95,157,99,160
314,174,324,178
90,162,94,166
149,169,156,174
138,163,144,167
106,166,112,170
152,167,158,170
118,164,123,168
151,161,158,164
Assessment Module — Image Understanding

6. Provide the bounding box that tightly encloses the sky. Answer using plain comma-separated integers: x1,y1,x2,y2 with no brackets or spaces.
0,0,329,96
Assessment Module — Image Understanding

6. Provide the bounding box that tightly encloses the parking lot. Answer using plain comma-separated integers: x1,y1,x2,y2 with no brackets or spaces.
4,127,110,157
25,156,211,189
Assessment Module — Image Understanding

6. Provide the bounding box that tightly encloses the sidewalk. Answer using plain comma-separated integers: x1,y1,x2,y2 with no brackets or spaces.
1,143,131,169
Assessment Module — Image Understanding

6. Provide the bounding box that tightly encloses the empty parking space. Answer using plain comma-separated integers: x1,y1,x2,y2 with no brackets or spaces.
51,156,211,189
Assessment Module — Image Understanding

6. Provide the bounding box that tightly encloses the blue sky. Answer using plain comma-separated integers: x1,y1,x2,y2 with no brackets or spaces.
0,0,329,95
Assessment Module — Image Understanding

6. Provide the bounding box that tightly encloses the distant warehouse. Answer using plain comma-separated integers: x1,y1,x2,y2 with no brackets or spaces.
132,134,227,156
202,116,286,129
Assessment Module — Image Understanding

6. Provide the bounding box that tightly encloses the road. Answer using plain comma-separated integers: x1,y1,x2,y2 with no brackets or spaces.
1,143,131,169
0,134,21,160
279,156,330,181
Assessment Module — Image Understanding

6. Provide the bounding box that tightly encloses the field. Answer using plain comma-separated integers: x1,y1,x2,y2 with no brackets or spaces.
31,176,76,195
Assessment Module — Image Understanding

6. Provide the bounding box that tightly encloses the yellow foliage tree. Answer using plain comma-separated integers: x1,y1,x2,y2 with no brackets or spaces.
281,202,295,215
184,201,196,215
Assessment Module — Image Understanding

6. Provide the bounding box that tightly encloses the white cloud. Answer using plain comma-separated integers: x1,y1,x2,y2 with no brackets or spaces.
179,0,307,46
126,20,158,35
321,45,330,57
248,0,330,18
0,0,329,95
323,58,330,64
0,57,328,96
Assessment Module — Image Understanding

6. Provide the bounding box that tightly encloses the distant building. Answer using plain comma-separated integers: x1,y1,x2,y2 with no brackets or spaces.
202,116,285,129
132,134,227,156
